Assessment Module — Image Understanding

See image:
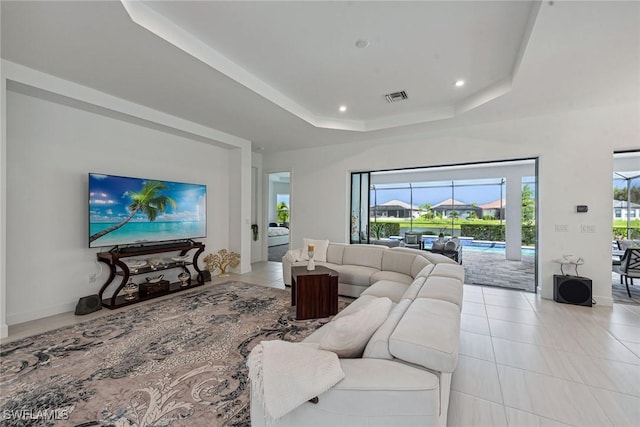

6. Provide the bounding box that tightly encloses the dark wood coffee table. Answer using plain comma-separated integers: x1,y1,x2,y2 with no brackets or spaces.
291,265,339,320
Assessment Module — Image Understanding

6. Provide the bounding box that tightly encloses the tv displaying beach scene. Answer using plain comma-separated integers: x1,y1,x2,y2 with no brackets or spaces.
89,173,207,248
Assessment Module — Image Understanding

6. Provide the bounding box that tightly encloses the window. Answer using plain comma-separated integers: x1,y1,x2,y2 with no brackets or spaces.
613,151,640,239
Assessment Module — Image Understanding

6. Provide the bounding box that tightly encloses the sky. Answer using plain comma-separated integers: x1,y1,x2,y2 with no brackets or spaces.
89,173,206,223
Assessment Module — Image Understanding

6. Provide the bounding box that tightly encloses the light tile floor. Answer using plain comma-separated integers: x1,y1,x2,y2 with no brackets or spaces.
2,261,640,426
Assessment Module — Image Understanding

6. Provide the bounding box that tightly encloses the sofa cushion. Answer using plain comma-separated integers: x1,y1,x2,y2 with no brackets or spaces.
360,280,410,303
431,263,465,282
401,276,427,301
417,276,464,308
304,295,380,344
370,270,413,286
381,251,417,276
319,297,393,358
331,294,380,322
414,264,434,279
337,283,369,299
266,359,441,422
326,243,347,264
389,299,460,373
411,256,432,277
342,244,386,270
333,265,379,288
301,238,330,262
363,299,412,359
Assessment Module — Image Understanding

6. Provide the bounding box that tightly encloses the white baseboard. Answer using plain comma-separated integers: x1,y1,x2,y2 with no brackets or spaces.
6,301,76,326
1,324,8,339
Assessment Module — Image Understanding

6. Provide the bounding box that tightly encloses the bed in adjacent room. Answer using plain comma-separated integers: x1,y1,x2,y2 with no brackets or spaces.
268,226,289,247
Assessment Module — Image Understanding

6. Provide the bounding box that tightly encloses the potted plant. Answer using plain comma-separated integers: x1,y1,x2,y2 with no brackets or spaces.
277,202,289,226
371,222,385,239
203,249,240,277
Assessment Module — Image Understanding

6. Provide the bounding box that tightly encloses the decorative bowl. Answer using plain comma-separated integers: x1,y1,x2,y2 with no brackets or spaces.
123,259,147,269
123,279,138,300
178,272,190,287
146,274,164,283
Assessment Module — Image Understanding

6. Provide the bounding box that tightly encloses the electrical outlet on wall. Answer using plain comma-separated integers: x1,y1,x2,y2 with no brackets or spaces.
88,273,97,283
580,224,596,233
555,224,569,232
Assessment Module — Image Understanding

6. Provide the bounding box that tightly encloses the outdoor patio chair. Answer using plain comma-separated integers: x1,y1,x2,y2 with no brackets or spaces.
404,232,422,250
619,248,640,297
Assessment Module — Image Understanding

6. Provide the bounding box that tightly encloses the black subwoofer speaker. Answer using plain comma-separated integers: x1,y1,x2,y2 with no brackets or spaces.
75,294,102,315
553,275,592,307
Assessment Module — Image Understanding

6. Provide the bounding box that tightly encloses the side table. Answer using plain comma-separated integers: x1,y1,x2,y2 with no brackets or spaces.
291,265,339,320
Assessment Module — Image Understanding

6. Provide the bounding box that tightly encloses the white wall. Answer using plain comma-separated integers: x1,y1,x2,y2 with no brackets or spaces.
1,61,253,333
263,102,640,306
4,90,230,324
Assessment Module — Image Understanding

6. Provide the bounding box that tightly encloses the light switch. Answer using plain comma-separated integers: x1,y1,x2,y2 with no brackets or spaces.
580,224,596,233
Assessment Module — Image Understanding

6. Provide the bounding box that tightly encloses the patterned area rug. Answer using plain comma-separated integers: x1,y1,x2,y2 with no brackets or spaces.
0,282,343,426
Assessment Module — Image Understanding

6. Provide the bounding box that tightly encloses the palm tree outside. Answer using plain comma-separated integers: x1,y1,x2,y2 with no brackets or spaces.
89,181,177,243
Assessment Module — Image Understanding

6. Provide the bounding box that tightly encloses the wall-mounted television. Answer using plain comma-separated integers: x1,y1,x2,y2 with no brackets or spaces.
89,173,207,248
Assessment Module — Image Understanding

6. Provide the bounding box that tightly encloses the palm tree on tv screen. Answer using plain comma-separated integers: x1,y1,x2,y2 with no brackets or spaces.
89,181,177,243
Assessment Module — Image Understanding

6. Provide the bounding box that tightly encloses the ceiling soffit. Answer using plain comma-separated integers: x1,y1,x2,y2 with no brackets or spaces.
122,1,540,132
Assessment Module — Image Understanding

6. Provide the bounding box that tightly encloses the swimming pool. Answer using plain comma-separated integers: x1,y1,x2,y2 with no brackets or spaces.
421,236,536,257
463,245,536,257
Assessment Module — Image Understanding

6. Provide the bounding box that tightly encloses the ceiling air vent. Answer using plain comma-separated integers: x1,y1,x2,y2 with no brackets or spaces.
385,90,408,103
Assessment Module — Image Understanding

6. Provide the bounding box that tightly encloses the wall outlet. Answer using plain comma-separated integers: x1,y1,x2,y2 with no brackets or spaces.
555,224,569,232
580,224,596,233
88,273,97,283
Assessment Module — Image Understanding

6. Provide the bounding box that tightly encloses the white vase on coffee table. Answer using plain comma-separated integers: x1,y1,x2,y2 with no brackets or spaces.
307,250,315,271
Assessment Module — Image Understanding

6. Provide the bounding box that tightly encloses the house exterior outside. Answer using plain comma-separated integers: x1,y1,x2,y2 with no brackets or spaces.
479,199,506,220
431,198,482,219
371,200,420,218
613,200,640,220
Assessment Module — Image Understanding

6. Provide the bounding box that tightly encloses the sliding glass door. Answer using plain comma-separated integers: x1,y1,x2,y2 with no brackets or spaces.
350,159,538,292
350,172,370,243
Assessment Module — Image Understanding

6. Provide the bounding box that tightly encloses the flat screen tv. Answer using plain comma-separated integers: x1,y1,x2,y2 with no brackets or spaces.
89,173,207,248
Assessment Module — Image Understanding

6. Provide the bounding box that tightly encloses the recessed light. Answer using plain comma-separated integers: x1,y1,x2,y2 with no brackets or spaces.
355,39,369,49
454,80,465,87
339,105,347,112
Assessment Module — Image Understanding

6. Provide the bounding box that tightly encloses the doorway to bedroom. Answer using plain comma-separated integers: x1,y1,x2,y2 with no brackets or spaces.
267,172,290,262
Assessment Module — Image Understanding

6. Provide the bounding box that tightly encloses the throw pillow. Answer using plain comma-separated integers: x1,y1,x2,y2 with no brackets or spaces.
319,297,393,358
301,238,330,262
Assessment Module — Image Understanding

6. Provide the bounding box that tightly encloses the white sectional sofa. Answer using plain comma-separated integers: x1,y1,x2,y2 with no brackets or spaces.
283,242,460,298
251,243,465,426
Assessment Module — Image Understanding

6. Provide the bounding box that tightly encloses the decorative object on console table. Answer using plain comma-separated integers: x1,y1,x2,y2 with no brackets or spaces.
122,279,138,300
204,249,241,277
139,280,170,297
96,240,206,309
307,244,315,271
178,272,191,287
251,224,259,241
